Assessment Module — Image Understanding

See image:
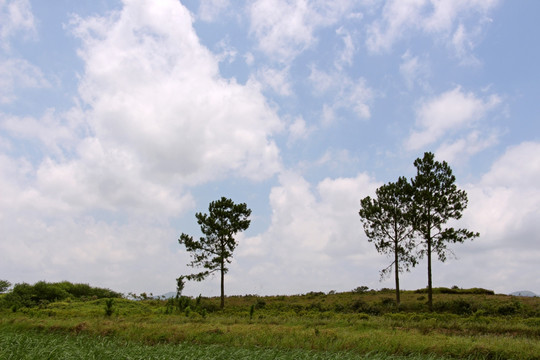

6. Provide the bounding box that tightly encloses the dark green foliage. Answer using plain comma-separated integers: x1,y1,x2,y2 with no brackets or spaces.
380,298,397,308
179,197,251,309
352,286,370,294
175,296,192,312
0,281,122,309
0,279,11,293
176,277,185,298
255,298,266,309
351,299,370,313
359,177,416,305
497,301,522,316
104,298,114,317
411,152,479,311
305,291,325,298
415,287,494,295
164,298,175,314
433,299,475,315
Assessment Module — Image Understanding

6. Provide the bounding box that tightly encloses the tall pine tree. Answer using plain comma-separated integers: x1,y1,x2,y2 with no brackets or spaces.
179,197,251,309
411,152,479,311
359,177,417,305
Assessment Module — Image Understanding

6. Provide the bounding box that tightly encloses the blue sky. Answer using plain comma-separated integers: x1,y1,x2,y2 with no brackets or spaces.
1,0,539,297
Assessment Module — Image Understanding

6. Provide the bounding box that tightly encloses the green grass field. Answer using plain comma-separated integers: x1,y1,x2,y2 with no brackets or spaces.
1,288,539,359
0,327,467,360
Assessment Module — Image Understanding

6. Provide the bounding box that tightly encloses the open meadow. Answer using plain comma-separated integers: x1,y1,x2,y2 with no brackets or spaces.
1,284,540,359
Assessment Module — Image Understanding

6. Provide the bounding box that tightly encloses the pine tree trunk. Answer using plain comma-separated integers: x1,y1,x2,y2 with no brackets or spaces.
220,260,225,309
394,242,400,306
427,238,433,311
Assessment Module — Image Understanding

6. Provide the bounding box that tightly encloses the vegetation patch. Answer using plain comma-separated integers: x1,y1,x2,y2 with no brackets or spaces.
1,284,539,359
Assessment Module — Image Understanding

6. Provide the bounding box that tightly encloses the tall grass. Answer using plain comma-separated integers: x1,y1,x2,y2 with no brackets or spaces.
0,327,460,360
1,289,539,359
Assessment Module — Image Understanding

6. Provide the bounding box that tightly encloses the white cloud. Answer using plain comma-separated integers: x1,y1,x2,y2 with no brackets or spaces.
254,65,292,96
230,171,382,294
214,37,237,64
366,0,426,53
335,26,355,69
244,52,255,65
0,58,49,103
198,0,231,22
479,142,540,189
0,0,35,49
0,206,184,294
0,108,78,155
287,116,312,143
309,66,373,123
458,142,540,292
309,66,336,95
366,0,498,57
0,1,46,103
399,51,430,90
406,86,501,151
435,130,499,165
248,0,314,62
248,0,357,63
0,0,286,295
72,0,283,184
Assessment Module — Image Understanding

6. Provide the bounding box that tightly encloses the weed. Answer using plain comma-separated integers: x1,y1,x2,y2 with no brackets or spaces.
104,298,114,317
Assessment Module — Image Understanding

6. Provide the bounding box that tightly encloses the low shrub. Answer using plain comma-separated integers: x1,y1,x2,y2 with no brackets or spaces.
415,287,494,295
1,281,122,309
434,299,475,315
497,301,522,316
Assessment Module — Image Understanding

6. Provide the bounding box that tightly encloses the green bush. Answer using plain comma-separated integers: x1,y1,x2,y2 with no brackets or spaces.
350,299,371,314
434,299,475,315
415,287,494,295
0,279,11,293
104,298,114,317
255,298,266,309
352,286,369,294
0,281,122,309
497,301,522,316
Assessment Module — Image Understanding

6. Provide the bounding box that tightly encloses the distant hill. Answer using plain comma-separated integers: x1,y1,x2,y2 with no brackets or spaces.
510,290,537,297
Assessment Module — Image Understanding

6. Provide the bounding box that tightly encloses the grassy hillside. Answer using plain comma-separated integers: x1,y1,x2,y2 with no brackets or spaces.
1,286,539,359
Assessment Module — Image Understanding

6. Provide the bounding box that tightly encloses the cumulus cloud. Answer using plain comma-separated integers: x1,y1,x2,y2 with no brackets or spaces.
247,0,358,63
0,0,35,49
230,171,382,294
0,1,47,103
0,0,285,294
72,0,283,184
287,116,312,144
309,66,373,123
435,130,499,165
0,58,49,103
254,65,293,96
366,0,498,58
399,51,430,90
0,108,78,155
458,142,540,292
335,26,355,70
198,0,231,22
406,86,501,151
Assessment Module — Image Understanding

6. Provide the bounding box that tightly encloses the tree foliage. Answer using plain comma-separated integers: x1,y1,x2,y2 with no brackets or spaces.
179,196,251,308
0,281,122,308
411,152,479,310
0,279,11,294
359,176,416,305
